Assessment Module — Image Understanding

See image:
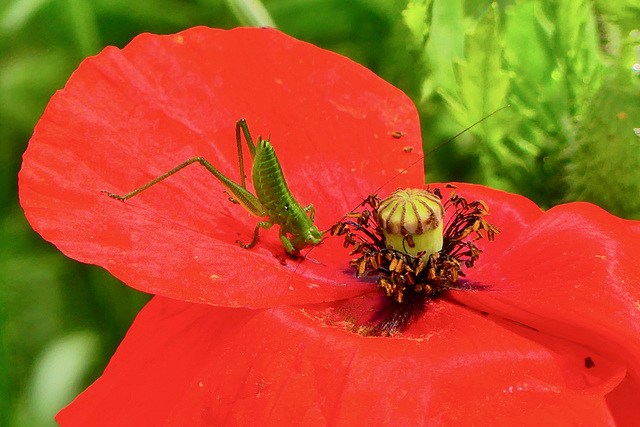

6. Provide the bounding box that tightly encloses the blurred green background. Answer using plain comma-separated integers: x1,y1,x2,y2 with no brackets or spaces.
1,0,639,424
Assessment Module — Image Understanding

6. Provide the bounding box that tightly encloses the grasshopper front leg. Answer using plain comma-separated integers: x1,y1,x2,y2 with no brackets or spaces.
239,221,298,254
238,220,273,249
302,203,316,221
278,227,298,254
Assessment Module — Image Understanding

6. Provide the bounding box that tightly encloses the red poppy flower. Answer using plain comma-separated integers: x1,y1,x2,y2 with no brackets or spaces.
19,27,640,425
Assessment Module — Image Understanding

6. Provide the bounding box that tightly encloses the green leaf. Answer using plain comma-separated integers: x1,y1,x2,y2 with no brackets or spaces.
0,49,74,129
0,0,49,33
224,0,277,28
549,0,603,112
565,80,640,219
594,0,640,43
616,28,640,85
11,332,101,427
402,0,433,47
66,0,102,57
424,0,465,97
439,2,512,160
93,0,216,33
504,0,567,136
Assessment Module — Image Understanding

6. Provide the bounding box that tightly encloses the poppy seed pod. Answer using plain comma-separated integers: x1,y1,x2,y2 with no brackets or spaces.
377,188,444,260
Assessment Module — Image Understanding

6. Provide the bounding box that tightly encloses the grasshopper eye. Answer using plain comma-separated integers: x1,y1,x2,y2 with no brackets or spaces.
307,226,322,244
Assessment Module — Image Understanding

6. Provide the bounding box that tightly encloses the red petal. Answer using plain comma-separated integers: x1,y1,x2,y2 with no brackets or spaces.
449,186,640,403
57,296,621,425
19,27,422,307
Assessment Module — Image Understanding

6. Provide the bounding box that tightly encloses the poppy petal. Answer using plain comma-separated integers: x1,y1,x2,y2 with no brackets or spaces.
57,296,622,425
19,27,422,307
449,187,640,401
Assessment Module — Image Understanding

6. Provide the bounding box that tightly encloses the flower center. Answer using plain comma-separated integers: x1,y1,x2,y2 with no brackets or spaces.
331,185,499,336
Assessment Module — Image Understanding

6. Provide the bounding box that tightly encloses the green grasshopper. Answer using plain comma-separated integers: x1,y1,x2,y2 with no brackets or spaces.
103,119,322,255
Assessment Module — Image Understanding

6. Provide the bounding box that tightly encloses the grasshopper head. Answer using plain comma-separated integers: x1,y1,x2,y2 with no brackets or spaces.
291,225,323,251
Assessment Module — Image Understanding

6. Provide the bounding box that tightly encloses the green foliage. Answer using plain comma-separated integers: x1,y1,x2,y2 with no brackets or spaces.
565,79,640,218
222,0,276,27
404,0,640,215
1,0,639,424
403,0,432,47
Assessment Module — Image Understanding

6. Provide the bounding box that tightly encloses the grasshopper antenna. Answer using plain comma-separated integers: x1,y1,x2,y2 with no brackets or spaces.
367,105,511,199
292,105,510,271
